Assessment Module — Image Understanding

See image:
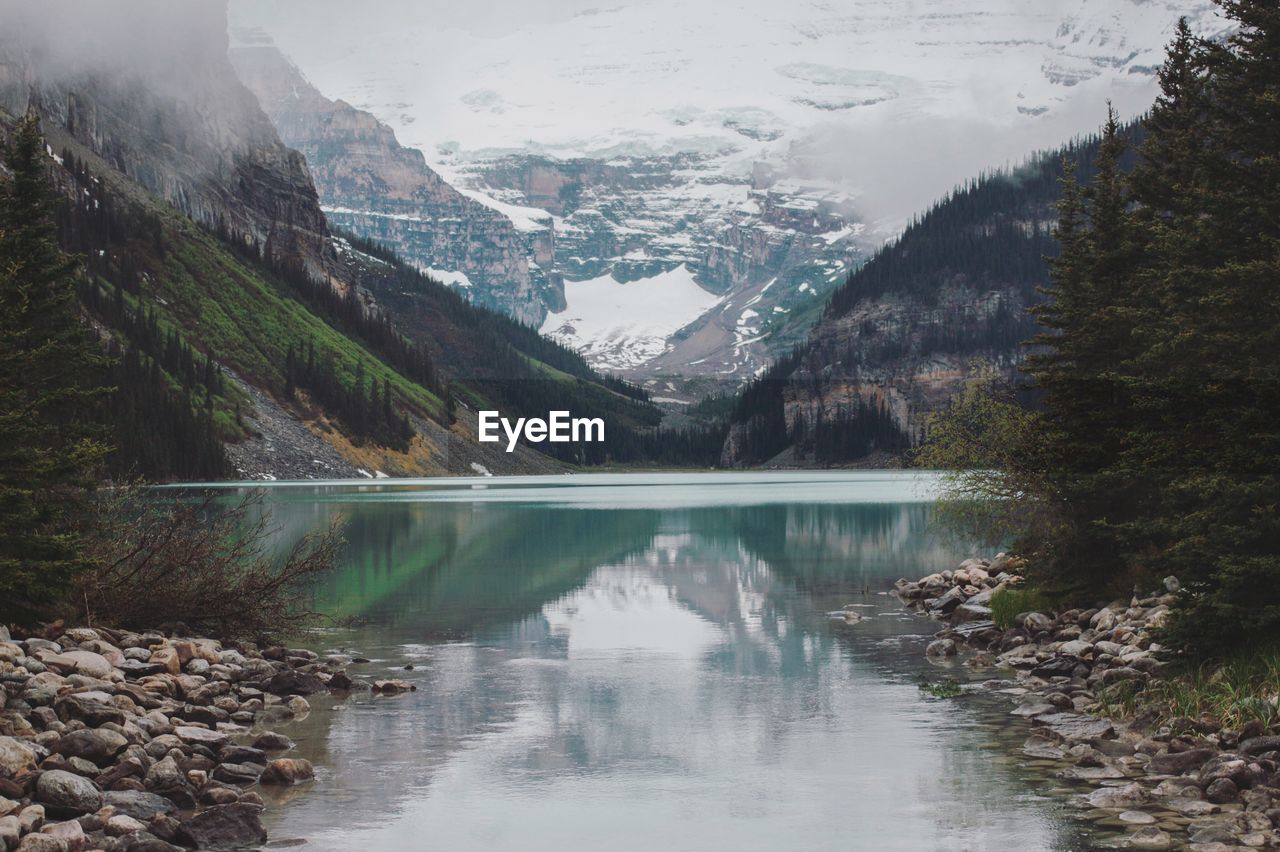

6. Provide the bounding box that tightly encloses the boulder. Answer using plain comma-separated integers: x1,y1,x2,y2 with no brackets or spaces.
250,732,293,752
1127,827,1172,850
952,603,992,624
0,736,39,779
0,815,19,850
1085,782,1146,809
175,803,265,849
14,833,67,851
1146,748,1216,775
172,726,228,748
53,652,112,680
39,820,84,851
1204,777,1239,804
926,586,966,616
1240,735,1280,757
100,791,175,822
924,639,956,658
106,814,147,837
53,696,124,728
34,770,102,817
1022,612,1053,633
53,730,127,766
263,671,325,696
258,758,313,785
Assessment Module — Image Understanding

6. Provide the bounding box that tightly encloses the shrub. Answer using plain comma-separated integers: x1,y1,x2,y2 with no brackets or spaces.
74,489,343,641
990,587,1055,630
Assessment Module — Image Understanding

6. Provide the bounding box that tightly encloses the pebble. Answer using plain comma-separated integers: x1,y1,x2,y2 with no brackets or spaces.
0,625,367,850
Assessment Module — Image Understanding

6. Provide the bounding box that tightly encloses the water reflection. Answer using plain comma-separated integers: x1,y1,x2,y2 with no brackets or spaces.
216,474,1084,850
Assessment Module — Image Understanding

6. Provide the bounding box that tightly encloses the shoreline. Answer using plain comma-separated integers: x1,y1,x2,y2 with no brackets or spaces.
0,624,408,851
896,558,1280,850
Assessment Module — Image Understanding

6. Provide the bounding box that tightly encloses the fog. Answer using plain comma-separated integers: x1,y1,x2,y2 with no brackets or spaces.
230,0,1222,224
0,0,230,95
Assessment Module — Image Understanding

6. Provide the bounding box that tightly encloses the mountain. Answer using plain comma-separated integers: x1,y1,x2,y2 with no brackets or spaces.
227,29,563,327
720,128,1138,468
231,0,1221,391
0,0,661,480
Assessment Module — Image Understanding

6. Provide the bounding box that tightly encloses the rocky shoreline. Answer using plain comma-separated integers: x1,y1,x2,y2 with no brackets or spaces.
0,624,413,851
895,556,1280,851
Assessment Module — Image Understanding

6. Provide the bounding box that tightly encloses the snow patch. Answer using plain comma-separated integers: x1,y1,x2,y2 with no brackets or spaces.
540,264,722,371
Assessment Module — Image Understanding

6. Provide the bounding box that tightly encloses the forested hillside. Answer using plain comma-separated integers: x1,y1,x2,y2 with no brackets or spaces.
0,0,694,478
722,125,1140,468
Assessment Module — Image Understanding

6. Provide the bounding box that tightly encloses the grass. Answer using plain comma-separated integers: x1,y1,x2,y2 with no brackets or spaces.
916,674,965,699
1100,647,1280,731
990,587,1055,630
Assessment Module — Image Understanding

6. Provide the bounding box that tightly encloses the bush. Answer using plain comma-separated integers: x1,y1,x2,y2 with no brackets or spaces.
990,587,1054,630
74,489,343,641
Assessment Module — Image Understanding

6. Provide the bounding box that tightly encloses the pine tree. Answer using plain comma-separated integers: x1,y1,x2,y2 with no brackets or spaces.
0,114,112,622
1000,106,1143,596
1148,0,1280,653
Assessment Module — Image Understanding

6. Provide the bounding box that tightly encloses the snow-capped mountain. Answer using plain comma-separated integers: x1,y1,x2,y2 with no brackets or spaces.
230,0,1222,389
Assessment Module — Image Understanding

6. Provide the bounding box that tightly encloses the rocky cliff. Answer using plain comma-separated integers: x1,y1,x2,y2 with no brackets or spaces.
228,30,560,327
0,0,333,278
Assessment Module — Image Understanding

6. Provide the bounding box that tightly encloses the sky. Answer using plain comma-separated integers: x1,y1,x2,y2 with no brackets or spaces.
229,0,1225,222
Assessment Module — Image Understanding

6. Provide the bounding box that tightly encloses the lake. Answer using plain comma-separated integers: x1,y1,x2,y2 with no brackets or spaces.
200,472,1094,850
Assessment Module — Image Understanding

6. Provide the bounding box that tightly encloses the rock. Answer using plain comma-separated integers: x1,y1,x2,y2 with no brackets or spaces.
1056,640,1093,657
258,758,313,785
1034,713,1114,742
1162,576,1180,593
1240,735,1280,757
1022,737,1066,760
1031,657,1079,679
924,639,956,658
250,732,293,752
926,586,967,615
0,815,19,850
1188,823,1238,844
100,792,175,822
1200,756,1250,788
263,671,325,696
1117,810,1155,824
1085,782,1146,809
175,803,265,849
371,680,414,693
1022,612,1053,633
210,763,262,786
53,696,124,728
0,736,39,779
1060,765,1125,780
53,730,127,766
1127,826,1172,850
1090,609,1118,631
35,771,102,817
952,603,992,624
146,649,179,677
106,814,147,837
17,805,43,834
217,746,266,766
39,820,84,851
172,726,228,748
121,831,182,852
53,652,112,680
1205,777,1238,804
326,671,354,691
1146,748,1216,775
1166,798,1219,816
1011,702,1056,718
14,834,67,852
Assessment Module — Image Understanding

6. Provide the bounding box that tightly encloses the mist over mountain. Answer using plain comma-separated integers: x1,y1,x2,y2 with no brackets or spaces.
232,0,1222,390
